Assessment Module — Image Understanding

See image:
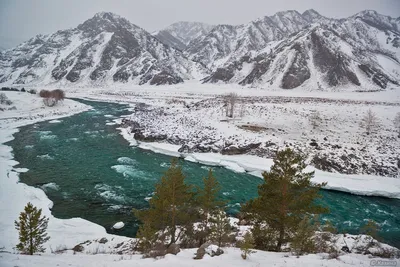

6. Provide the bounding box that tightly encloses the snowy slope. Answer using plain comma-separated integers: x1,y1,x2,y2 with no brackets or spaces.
154,21,214,50
203,11,400,90
0,12,208,87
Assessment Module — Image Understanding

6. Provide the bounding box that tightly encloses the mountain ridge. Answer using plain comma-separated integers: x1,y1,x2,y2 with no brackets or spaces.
0,10,399,90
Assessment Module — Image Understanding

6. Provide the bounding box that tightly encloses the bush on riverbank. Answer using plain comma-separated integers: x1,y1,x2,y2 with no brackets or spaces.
39,89,65,107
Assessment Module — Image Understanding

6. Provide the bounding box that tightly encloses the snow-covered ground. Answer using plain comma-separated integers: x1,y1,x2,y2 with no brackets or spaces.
1,89,400,266
2,246,398,267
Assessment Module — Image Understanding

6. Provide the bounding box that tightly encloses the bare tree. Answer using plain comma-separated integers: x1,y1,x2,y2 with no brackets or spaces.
360,109,380,135
51,89,65,101
309,110,322,129
223,93,238,118
394,112,400,137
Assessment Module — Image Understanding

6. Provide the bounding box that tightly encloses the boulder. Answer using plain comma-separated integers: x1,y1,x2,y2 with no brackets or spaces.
99,237,108,244
166,243,180,255
194,247,206,260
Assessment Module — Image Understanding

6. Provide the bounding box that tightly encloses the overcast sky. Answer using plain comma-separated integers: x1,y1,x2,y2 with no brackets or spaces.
0,0,399,48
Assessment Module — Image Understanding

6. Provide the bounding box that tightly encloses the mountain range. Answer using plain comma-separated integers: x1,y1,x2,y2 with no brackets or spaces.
0,9,399,90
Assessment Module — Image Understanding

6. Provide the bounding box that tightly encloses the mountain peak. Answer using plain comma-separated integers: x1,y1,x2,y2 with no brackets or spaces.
77,12,137,36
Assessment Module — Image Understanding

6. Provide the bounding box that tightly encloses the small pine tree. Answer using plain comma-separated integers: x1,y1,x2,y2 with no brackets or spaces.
242,148,328,252
361,220,380,240
196,169,226,246
239,232,256,260
135,159,195,246
290,216,316,255
135,222,158,256
15,202,50,255
210,210,231,247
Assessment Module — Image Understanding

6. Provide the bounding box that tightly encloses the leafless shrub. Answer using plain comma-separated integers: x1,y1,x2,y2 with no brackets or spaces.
0,93,12,105
223,93,238,118
309,110,322,129
39,90,51,98
394,112,400,137
360,109,380,135
51,89,65,101
50,244,68,254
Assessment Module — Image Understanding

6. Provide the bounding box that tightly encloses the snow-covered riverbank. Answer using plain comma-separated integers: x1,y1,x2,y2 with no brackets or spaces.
117,127,400,199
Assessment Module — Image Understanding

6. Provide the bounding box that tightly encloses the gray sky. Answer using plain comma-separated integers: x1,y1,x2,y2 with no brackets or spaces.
0,0,399,48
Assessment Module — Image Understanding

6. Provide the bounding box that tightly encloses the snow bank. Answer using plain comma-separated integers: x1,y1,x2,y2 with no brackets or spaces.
113,222,125,229
118,132,400,199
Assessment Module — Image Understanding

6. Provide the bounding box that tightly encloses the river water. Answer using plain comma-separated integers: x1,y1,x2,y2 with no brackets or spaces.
8,99,400,248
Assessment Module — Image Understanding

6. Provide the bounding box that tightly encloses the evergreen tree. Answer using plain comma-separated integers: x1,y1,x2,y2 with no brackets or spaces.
242,148,328,252
239,232,256,260
209,210,232,247
135,222,158,256
135,159,195,245
361,220,380,240
15,202,50,255
195,169,226,245
290,216,316,255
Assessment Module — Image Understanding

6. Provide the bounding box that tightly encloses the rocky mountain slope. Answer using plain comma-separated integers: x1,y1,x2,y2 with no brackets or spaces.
0,12,207,86
202,10,400,90
154,21,214,50
0,10,399,90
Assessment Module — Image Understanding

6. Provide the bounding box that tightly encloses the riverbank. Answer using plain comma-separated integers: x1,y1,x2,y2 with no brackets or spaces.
1,93,399,266
0,91,131,252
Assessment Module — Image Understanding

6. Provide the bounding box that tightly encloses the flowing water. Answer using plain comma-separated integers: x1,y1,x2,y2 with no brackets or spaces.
8,99,400,248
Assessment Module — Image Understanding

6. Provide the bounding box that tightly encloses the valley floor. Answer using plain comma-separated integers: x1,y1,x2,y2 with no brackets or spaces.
1,88,399,266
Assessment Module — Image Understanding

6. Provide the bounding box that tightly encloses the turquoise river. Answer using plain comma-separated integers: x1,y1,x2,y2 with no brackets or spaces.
7,99,400,248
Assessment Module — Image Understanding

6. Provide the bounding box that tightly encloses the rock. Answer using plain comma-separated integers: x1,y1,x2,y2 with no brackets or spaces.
112,222,125,229
310,141,318,147
205,245,224,257
194,247,206,260
99,237,108,244
166,243,180,255
341,246,351,253
72,244,84,252
221,143,261,155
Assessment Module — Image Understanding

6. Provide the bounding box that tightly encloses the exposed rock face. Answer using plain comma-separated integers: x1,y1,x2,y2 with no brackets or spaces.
205,13,400,90
0,12,207,86
1,10,399,91
166,244,180,255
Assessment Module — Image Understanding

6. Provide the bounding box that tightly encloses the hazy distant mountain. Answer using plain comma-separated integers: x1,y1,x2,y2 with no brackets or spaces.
154,21,214,50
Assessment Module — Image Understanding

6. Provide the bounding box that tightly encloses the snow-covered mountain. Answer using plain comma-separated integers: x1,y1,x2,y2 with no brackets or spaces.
202,10,400,90
0,12,207,87
154,21,214,50
0,10,399,90
185,10,314,70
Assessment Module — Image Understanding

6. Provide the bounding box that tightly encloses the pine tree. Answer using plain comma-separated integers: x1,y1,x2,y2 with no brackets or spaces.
15,202,50,255
239,232,256,260
195,169,226,245
135,159,195,245
242,148,328,252
290,216,316,255
210,210,232,247
361,220,380,240
135,222,158,256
